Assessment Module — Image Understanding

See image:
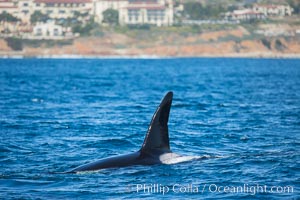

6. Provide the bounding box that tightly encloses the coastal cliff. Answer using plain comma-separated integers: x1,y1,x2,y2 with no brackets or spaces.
1,25,300,58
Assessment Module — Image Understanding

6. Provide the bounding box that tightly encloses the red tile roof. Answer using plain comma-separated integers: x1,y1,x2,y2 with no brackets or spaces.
233,12,263,16
0,6,17,8
129,0,159,5
127,6,165,10
129,0,157,2
254,4,287,9
35,0,91,3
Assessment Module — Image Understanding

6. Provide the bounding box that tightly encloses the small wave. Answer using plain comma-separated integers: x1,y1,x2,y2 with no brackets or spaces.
30,98,44,103
159,153,212,165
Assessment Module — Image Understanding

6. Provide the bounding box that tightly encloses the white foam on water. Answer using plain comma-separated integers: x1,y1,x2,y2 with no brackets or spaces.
159,153,206,164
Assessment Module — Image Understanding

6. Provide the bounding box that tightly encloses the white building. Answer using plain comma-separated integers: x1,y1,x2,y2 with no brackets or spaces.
253,4,293,17
94,0,127,23
34,0,93,20
16,0,35,23
0,0,39,23
0,0,20,21
33,21,63,38
120,0,173,26
95,0,174,26
225,9,265,21
1,0,174,26
0,0,93,23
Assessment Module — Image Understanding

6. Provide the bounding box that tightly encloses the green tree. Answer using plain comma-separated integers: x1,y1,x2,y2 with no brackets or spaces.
228,5,238,12
0,11,19,22
102,9,119,25
5,37,23,51
288,0,300,15
72,18,96,36
73,11,89,18
205,5,225,19
183,2,225,20
261,38,271,50
30,11,49,23
183,2,203,20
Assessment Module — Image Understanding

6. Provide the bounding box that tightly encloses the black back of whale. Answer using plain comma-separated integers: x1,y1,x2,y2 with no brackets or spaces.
68,91,173,173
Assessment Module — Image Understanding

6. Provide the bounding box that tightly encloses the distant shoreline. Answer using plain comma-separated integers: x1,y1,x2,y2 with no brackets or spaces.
1,24,300,60
1,53,300,59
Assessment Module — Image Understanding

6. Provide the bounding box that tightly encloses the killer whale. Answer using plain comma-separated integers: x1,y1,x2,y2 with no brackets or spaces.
68,91,185,173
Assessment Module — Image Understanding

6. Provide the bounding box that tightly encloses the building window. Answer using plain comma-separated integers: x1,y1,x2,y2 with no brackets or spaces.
46,3,54,7
147,10,164,22
53,28,59,36
36,28,42,36
128,9,140,22
22,10,29,15
23,3,28,7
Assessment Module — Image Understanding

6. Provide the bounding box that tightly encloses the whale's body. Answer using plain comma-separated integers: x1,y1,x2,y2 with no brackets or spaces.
68,91,187,173
69,151,183,173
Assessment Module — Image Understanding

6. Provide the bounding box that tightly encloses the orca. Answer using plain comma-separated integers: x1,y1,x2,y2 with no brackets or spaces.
68,91,191,173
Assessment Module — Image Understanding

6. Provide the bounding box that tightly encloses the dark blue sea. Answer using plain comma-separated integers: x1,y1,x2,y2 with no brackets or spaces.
0,58,299,199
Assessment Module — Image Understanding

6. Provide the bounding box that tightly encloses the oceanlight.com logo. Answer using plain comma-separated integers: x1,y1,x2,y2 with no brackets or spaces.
127,183,294,196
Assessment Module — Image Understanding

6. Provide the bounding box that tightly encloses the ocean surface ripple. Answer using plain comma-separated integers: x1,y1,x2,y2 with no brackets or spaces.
0,58,299,199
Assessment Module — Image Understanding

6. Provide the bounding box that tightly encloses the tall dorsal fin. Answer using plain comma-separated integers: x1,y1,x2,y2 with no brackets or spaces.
140,91,173,153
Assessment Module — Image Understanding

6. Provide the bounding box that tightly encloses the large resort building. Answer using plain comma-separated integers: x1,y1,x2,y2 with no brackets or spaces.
225,3,293,22
95,0,173,26
0,0,32,23
253,4,293,17
34,0,93,20
119,0,174,26
93,0,174,26
0,0,174,26
0,0,92,23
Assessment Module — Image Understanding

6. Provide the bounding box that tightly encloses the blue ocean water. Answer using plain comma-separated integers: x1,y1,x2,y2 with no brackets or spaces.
0,58,299,199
